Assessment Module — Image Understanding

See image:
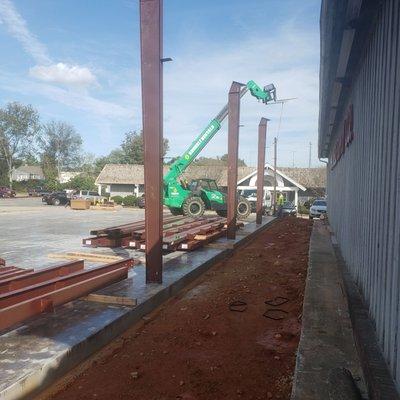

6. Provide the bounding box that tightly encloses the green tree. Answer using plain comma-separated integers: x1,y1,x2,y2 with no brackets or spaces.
121,131,169,164
0,102,40,188
219,153,247,166
64,174,96,191
39,121,82,178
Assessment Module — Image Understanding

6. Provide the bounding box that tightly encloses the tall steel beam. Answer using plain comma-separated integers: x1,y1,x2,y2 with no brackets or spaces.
256,118,269,225
227,82,242,239
140,0,163,283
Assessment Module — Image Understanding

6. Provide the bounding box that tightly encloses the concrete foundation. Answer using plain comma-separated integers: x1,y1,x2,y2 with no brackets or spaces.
0,217,274,400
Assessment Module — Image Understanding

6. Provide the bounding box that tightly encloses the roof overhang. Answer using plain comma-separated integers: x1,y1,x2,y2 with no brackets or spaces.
237,163,306,191
318,0,383,158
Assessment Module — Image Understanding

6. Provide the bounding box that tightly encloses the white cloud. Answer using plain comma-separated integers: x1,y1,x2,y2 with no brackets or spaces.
0,0,97,88
29,63,97,87
162,24,320,167
0,0,50,64
0,70,132,119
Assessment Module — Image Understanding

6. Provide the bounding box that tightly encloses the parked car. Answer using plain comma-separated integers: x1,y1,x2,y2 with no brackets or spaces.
138,194,145,208
76,190,105,204
309,199,327,219
281,201,297,216
0,187,16,198
28,187,50,197
45,191,70,206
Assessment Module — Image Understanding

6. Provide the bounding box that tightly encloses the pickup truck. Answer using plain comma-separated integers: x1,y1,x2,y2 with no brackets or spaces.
76,190,105,204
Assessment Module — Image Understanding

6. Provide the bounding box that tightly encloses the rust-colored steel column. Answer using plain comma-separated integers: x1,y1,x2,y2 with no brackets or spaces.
140,0,163,283
226,82,242,240
256,118,269,225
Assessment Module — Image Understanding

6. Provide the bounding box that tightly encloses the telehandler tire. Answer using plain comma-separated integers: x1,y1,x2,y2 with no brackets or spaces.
237,196,251,220
182,196,205,218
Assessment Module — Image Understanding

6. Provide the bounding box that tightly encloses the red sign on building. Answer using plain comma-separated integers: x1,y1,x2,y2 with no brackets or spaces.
331,104,354,169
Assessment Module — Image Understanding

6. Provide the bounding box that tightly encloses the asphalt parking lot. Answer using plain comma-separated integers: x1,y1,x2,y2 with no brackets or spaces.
0,197,146,269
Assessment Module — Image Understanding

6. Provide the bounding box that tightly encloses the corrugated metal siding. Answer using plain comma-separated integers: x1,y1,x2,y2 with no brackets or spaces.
327,0,400,388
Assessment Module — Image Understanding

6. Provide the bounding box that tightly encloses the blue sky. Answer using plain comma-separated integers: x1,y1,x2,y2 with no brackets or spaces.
0,0,321,167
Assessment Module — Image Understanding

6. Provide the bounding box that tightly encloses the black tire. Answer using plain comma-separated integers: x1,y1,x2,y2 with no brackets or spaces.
216,210,227,217
170,207,182,216
52,198,61,206
182,196,205,218
237,196,251,220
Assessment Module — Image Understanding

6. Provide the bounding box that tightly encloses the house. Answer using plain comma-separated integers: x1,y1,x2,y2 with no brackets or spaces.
95,164,313,206
11,165,44,182
237,163,307,207
278,167,326,203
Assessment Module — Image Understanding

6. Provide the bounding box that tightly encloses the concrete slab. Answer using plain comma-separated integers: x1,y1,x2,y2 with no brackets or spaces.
0,215,275,400
0,198,147,269
291,221,366,399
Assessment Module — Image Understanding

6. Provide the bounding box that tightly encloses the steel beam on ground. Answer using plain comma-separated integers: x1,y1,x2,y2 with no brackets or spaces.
0,268,32,280
0,267,129,332
140,0,163,283
227,81,242,239
0,261,84,294
256,118,269,225
0,259,133,309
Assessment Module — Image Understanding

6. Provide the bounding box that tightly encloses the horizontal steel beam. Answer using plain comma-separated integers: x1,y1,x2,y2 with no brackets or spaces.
0,269,34,280
0,261,84,294
0,259,133,309
0,267,128,332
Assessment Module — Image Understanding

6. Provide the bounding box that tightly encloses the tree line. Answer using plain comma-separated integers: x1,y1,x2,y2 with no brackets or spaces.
0,101,170,188
0,101,245,189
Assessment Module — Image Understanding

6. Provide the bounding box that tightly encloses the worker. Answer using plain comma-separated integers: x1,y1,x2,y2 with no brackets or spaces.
277,193,284,217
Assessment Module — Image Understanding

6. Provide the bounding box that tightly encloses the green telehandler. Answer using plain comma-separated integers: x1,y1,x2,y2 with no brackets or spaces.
163,80,276,219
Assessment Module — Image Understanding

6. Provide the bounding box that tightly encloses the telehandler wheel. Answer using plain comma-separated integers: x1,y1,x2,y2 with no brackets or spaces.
170,207,182,216
237,196,251,220
182,196,205,218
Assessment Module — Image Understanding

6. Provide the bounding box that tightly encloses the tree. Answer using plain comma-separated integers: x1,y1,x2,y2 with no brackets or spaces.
121,131,169,164
0,102,40,187
39,121,82,178
64,174,95,191
220,153,247,167
192,154,247,167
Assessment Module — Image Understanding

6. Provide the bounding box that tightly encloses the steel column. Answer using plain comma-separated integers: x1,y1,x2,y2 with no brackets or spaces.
140,0,163,283
273,137,277,215
227,82,242,239
256,118,268,224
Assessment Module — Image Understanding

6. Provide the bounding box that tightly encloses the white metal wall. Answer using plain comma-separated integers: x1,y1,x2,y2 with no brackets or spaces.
327,0,400,387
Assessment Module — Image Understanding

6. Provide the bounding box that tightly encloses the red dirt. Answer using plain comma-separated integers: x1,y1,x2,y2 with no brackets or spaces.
46,218,312,400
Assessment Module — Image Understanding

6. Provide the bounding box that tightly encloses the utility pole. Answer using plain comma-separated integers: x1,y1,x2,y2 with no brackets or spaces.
273,137,277,215
308,142,312,168
292,151,296,168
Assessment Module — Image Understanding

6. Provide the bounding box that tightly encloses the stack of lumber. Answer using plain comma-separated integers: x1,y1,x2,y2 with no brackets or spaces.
83,216,243,251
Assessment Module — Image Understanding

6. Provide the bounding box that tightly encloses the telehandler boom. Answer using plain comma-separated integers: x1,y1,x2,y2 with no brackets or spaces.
163,80,276,218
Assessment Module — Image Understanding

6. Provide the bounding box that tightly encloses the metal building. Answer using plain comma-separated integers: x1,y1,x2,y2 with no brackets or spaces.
319,0,400,389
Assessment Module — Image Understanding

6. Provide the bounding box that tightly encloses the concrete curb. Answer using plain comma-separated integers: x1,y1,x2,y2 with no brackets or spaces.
291,221,366,399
